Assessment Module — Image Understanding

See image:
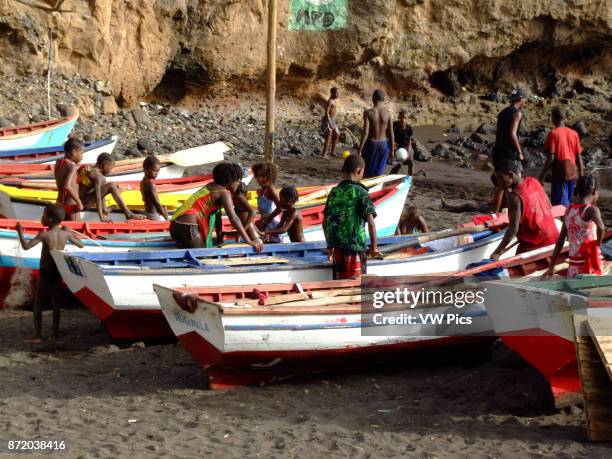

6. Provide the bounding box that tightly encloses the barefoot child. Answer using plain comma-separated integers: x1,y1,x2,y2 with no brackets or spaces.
253,162,282,242
323,154,380,279
79,153,145,222
263,186,304,243
546,175,604,277
55,138,85,221
16,204,84,341
140,155,168,221
396,205,429,235
321,87,340,158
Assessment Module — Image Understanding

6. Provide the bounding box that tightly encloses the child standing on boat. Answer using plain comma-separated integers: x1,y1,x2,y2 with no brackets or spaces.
324,155,379,279
263,186,304,243
55,138,84,221
15,204,84,342
253,162,282,243
170,162,263,252
546,175,604,277
140,155,168,221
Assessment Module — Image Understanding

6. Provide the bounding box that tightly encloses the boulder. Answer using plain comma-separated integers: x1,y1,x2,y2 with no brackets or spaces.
131,108,151,127
10,113,28,126
469,132,488,144
411,138,431,162
101,96,119,115
571,121,588,139
0,118,12,128
432,142,451,158
476,123,496,135
137,137,156,152
75,96,95,117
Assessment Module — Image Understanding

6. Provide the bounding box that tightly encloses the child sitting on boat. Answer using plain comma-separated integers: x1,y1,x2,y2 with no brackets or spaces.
55,138,84,221
395,205,429,235
15,204,84,342
263,186,304,243
253,162,282,243
323,154,379,279
169,162,263,252
78,153,145,222
140,155,168,221
546,175,604,278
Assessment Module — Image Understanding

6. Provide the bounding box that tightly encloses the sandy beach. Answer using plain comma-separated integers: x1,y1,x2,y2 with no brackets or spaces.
1,160,610,457
2,306,612,458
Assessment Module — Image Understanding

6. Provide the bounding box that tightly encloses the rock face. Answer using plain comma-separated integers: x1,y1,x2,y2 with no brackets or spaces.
0,0,610,106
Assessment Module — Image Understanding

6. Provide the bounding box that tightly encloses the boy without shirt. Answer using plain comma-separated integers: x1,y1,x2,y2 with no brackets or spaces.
79,153,145,222
358,89,394,178
16,204,84,341
321,87,340,158
140,155,169,221
55,138,85,221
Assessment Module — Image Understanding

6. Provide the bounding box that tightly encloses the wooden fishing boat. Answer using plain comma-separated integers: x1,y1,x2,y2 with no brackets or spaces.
51,224,512,340
3,173,401,216
483,269,612,408
0,114,78,151
153,279,495,389
0,219,176,307
0,136,117,164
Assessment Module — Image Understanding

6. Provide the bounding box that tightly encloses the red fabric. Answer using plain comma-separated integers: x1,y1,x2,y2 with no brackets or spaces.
332,248,365,280
545,126,582,164
514,177,559,252
472,215,494,226
62,203,80,215
569,239,603,276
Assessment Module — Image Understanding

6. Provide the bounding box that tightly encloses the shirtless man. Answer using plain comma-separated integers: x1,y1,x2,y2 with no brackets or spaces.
79,153,145,222
358,89,394,178
55,138,85,221
321,87,340,158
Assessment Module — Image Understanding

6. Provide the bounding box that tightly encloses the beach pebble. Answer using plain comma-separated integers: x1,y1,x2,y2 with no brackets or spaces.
0,117,12,127
137,137,156,152
131,341,146,349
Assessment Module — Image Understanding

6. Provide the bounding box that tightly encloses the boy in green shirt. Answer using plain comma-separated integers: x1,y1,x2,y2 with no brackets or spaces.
323,155,380,279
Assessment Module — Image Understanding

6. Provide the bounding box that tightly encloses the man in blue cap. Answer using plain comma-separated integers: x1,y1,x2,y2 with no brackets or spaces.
491,87,528,213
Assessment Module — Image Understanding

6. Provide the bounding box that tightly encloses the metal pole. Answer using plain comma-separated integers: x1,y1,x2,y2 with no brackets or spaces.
47,29,53,120
263,0,277,163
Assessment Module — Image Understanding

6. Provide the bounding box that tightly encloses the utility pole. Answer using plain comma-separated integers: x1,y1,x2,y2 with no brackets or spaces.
263,0,278,163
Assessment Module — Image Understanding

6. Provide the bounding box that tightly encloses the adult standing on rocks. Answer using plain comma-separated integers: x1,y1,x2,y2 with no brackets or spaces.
321,87,340,158
491,88,527,212
358,89,394,178
538,107,583,207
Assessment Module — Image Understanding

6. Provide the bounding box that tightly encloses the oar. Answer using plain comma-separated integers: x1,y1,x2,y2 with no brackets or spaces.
115,142,229,168
379,225,488,256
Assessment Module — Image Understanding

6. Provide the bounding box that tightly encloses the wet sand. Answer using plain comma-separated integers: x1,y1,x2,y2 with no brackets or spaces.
2,308,611,457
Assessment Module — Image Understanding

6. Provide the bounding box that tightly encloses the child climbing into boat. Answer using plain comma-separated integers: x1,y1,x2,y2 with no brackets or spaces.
396,205,429,235
55,138,84,221
170,162,263,252
546,175,604,277
78,153,145,222
263,186,305,243
324,154,379,279
253,162,282,243
217,181,260,244
140,155,168,221
15,204,84,342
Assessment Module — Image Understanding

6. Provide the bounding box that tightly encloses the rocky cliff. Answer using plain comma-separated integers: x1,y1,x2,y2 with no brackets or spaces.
0,0,610,106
